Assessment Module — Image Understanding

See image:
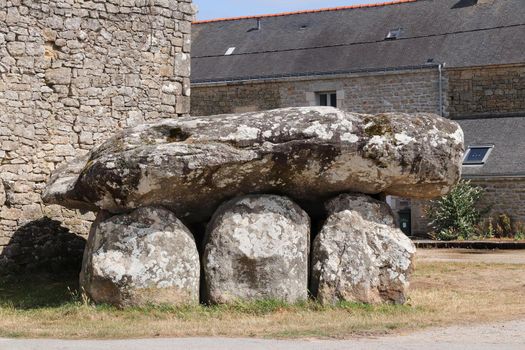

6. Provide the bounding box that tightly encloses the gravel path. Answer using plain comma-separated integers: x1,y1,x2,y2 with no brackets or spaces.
2,319,524,350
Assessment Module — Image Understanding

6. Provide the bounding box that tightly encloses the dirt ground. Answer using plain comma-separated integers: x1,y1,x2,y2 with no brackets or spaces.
416,248,525,264
2,319,525,350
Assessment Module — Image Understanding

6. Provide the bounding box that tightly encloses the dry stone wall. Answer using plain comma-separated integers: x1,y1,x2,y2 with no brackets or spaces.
0,0,194,270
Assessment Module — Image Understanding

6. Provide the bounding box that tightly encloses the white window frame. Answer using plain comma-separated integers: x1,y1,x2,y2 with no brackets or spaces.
315,91,337,107
463,145,494,165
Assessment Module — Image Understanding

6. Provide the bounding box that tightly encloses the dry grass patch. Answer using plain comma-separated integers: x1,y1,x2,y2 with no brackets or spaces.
0,259,524,339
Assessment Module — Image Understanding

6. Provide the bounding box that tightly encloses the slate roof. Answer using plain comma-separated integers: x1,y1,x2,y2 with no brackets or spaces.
458,117,525,177
192,0,525,83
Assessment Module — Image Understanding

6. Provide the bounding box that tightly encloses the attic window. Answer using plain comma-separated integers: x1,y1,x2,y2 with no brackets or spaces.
224,47,236,56
385,28,402,40
463,145,494,165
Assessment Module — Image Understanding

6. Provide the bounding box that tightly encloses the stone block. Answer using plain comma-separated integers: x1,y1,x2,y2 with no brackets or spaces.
45,67,72,85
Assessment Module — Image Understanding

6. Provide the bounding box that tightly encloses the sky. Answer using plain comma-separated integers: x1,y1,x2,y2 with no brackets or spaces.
194,0,378,21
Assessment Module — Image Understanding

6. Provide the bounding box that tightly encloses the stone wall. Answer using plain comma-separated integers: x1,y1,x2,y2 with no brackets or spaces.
410,199,432,237
448,64,525,118
191,68,442,116
410,178,525,237
471,178,525,227
0,0,194,271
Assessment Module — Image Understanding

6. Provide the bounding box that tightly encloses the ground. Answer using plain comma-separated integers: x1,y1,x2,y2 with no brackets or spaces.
3,320,525,350
0,249,523,340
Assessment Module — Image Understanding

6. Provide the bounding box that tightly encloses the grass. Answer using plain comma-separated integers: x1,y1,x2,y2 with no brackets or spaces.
0,258,524,339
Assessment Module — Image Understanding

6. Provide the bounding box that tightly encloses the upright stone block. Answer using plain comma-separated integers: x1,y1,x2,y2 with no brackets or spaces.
81,207,200,307
311,194,416,305
203,195,310,304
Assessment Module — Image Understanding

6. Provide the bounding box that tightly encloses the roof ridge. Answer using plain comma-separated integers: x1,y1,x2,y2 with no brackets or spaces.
193,0,419,25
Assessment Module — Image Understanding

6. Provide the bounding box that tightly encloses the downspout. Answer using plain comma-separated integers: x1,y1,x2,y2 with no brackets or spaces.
438,63,445,118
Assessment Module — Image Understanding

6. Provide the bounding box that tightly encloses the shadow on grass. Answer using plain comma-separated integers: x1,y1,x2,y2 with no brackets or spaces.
0,217,86,310
0,218,85,276
0,272,80,310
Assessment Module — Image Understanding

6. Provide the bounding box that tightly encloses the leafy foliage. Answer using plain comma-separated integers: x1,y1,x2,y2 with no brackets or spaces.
426,180,485,241
480,214,525,240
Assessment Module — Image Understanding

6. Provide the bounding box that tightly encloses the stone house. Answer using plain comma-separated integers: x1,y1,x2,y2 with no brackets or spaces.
190,0,525,236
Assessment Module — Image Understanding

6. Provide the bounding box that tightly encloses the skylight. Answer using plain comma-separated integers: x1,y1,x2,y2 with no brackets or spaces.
385,28,402,40
463,145,494,165
224,47,236,56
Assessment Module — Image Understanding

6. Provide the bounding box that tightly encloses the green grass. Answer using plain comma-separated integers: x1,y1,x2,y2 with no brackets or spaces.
0,273,415,322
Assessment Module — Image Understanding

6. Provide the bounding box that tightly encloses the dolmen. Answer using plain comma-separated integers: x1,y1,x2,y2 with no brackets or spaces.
43,106,464,307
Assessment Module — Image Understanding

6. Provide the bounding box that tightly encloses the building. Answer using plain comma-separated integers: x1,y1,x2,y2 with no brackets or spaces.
190,0,525,235
0,0,195,272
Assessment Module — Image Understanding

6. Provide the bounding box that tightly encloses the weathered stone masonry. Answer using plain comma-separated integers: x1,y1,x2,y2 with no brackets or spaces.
470,178,525,226
191,68,443,117
0,0,194,268
448,65,525,118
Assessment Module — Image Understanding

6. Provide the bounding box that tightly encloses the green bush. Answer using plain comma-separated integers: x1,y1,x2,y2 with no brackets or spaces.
426,180,485,241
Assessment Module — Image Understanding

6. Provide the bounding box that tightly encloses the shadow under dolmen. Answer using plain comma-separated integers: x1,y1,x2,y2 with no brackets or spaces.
0,217,86,276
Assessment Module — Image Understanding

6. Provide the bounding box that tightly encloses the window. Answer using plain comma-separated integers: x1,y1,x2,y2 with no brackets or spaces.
463,145,493,165
316,92,337,107
385,28,402,40
224,47,236,56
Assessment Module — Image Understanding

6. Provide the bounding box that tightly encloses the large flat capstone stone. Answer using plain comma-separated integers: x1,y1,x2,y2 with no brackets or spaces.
43,107,464,223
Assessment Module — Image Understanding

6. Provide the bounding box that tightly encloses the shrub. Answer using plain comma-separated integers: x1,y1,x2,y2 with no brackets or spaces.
426,180,484,241
498,213,513,238
515,222,525,241
476,214,525,240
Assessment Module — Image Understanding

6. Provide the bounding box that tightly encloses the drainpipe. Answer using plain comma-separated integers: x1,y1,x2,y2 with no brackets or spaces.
438,63,445,118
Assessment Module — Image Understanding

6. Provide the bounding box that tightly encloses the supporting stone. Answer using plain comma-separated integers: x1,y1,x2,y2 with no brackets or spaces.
203,195,310,304
80,207,200,307
311,194,416,305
